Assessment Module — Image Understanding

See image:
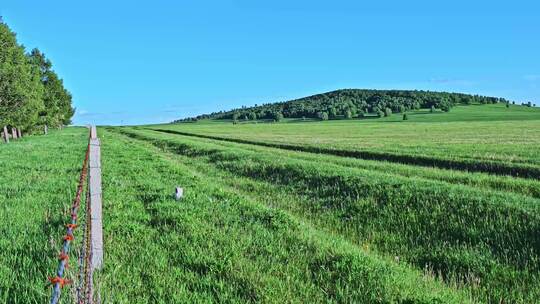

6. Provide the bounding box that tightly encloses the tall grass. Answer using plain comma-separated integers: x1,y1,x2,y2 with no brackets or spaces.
0,128,87,303
3,121,539,303
153,104,540,169
116,127,540,303
151,127,540,179
97,128,470,303
143,128,540,198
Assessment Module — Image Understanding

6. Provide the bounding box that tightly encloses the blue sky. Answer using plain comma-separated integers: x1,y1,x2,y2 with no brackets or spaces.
2,0,539,125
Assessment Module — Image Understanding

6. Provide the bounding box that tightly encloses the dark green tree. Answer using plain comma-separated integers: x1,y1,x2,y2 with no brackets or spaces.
28,48,74,127
0,22,44,132
232,112,240,122
274,111,284,122
318,112,329,121
0,21,74,133
440,100,451,112
329,107,337,118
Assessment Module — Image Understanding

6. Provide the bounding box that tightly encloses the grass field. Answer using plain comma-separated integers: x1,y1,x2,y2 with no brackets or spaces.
151,104,540,174
0,129,87,303
2,103,540,303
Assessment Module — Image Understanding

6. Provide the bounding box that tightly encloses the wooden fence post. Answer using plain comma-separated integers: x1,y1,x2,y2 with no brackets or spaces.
2,126,8,143
11,127,17,139
44,125,48,135
17,128,22,138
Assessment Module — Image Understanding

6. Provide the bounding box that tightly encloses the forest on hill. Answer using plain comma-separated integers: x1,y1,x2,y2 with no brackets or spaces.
176,89,528,122
0,18,74,133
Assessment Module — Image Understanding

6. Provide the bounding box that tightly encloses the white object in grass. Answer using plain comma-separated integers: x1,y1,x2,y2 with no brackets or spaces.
175,187,184,200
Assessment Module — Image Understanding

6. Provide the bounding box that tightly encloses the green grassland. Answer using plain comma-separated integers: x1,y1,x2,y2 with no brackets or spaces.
152,104,540,173
2,103,540,303
0,128,87,303
1,130,470,303
113,126,540,303
97,128,470,303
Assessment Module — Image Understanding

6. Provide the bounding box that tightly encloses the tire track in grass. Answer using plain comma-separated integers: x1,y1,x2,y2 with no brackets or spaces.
100,128,472,303
114,127,540,303
139,128,540,199
148,128,540,179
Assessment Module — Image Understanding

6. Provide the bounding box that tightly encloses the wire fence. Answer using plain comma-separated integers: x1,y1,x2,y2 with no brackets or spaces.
49,129,99,304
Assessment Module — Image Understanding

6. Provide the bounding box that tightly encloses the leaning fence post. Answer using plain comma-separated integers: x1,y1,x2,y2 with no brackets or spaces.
12,127,17,139
2,126,8,143
89,125,103,270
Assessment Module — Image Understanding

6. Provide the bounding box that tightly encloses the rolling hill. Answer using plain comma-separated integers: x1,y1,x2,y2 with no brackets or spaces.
174,89,525,122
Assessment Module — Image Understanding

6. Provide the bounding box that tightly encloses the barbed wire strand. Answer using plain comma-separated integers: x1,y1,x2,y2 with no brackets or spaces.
49,132,91,304
76,176,90,304
84,174,93,304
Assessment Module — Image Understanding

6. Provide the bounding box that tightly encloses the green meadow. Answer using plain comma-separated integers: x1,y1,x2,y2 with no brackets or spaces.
2,103,540,303
153,104,540,171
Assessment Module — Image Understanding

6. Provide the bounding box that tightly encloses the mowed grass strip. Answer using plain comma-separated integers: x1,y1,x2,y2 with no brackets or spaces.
98,128,471,303
115,127,540,303
140,127,540,199
0,128,87,304
150,126,540,179
152,104,540,177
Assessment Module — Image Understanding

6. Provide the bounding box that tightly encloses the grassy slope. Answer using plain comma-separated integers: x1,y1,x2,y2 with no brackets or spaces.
154,104,540,168
0,128,471,303
115,127,540,303
98,128,469,303
0,128,87,303
2,104,539,303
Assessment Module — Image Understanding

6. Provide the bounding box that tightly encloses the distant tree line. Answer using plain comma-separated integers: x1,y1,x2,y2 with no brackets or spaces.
175,89,517,123
0,18,74,135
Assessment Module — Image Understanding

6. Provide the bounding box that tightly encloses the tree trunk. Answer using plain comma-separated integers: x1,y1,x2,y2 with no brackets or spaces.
12,127,17,139
3,126,8,143
17,128,22,138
